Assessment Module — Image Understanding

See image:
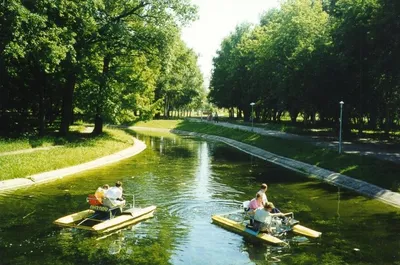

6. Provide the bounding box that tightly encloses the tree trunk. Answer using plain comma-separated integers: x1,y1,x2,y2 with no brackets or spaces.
37,68,46,136
93,56,110,135
289,110,298,123
93,114,103,135
384,105,391,138
164,95,169,118
59,71,76,136
358,29,364,136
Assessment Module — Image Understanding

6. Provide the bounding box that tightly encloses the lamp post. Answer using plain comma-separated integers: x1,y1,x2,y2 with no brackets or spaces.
250,102,255,131
339,101,344,154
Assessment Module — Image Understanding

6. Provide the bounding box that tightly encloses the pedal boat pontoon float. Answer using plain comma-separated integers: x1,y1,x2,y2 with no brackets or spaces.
54,194,156,234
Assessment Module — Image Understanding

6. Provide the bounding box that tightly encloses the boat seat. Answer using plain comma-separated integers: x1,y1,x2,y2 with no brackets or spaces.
87,195,121,213
87,194,102,206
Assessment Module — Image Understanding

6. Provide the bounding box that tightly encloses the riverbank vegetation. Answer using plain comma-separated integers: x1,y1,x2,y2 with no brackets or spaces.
217,117,400,143
209,0,400,138
0,126,133,181
172,120,400,192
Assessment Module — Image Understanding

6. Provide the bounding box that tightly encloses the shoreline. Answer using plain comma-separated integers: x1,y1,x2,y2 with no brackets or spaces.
171,129,400,209
0,138,146,193
2,126,399,210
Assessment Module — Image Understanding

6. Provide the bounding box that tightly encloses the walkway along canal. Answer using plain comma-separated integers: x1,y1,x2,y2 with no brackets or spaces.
171,129,400,209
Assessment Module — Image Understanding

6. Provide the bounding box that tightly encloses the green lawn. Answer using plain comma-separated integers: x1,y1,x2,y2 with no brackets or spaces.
0,124,88,153
217,117,400,142
0,127,134,181
132,119,184,129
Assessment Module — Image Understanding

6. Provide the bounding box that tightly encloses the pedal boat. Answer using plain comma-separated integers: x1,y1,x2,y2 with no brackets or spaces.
54,194,156,234
212,204,321,245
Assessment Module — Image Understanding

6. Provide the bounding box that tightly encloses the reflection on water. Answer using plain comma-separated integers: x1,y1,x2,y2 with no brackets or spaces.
0,130,399,265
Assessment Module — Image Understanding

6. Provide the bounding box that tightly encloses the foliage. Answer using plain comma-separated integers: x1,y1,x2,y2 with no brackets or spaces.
0,0,201,136
155,36,205,118
208,0,400,135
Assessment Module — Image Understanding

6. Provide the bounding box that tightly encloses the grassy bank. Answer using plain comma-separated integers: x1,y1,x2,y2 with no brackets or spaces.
217,117,400,142
164,120,400,192
0,126,134,181
132,119,183,129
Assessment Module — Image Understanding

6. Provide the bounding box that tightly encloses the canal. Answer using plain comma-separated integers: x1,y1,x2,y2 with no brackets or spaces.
0,130,399,265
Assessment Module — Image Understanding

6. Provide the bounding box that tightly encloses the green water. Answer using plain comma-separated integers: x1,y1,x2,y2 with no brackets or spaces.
0,131,399,265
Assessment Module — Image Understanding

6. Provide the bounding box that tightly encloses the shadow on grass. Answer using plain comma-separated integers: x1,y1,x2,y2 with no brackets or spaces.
26,130,117,148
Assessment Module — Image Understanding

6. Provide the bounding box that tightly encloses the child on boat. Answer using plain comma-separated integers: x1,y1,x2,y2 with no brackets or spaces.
256,183,268,206
256,183,281,213
94,184,109,203
248,193,263,214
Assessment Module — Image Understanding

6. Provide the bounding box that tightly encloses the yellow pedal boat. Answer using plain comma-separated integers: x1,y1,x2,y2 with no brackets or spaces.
54,194,156,234
212,210,321,245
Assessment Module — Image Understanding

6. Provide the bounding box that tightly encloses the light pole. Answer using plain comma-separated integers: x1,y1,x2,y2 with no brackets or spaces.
339,101,344,154
250,102,255,131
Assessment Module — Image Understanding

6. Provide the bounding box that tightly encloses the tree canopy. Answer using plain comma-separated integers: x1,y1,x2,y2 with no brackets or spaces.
209,0,400,135
0,0,204,136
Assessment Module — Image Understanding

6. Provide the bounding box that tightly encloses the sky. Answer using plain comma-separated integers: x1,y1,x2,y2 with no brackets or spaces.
181,0,280,87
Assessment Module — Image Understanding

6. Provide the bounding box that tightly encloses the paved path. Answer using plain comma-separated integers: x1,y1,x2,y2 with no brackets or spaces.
191,119,400,164
0,138,146,192
173,129,400,209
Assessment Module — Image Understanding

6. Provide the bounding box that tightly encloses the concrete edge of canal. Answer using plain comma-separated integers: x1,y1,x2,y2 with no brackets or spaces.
0,138,147,193
171,129,400,209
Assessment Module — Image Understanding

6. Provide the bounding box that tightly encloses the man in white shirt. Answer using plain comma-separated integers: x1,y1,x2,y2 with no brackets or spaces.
254,202,285,232
104,181,125,207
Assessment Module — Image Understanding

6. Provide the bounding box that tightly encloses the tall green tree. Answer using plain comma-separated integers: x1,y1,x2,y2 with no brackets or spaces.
155,37,204,118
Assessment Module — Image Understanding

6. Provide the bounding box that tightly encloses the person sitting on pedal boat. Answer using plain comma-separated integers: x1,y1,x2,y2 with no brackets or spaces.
94,184,109,204
256,183,281,213
256,183,268,206
104,181,125,207
254,202,286,232
248,193,263,214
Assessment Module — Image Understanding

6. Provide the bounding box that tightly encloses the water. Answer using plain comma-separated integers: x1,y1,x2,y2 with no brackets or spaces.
0,130,399,265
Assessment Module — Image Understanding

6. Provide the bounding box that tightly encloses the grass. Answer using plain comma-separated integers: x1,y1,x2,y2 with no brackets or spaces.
0,125,89,153
170,120,400,192
0,136,56,153
132,119,184,129
217,117,400,142
0,126,134,181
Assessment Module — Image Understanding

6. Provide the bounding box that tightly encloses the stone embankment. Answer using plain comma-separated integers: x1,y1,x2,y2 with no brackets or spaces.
190,118,400,164
172,129,400,209
0,138,146,192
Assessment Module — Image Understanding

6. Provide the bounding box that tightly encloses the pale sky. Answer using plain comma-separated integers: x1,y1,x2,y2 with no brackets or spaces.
181,0,280,87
